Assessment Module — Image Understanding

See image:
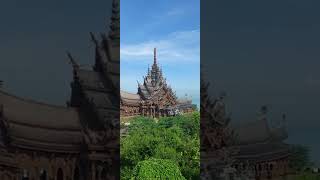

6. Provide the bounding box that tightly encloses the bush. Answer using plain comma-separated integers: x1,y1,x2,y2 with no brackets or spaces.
132,159,185,180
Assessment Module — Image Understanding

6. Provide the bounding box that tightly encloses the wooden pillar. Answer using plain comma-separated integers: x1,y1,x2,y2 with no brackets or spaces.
151,107,154,118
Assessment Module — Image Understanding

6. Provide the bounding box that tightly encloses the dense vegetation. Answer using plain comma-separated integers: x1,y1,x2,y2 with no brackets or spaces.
120,112,200,180
289,145,313,172
288,145,320,180
132,159,185,179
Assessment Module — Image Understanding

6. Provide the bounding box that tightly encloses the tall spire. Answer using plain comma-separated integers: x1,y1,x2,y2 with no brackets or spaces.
153,48,157,65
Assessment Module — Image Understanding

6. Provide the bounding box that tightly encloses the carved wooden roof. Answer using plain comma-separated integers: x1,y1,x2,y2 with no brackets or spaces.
0,90,83,152
0,0,120,151
234,142,290,162
120,90,141,105
234,117,288,145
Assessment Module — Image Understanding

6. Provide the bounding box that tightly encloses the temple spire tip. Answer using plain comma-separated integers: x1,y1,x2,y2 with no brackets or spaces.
153,48,157,64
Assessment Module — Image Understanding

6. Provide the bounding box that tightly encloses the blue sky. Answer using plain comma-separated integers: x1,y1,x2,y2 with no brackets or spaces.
120,0,200,106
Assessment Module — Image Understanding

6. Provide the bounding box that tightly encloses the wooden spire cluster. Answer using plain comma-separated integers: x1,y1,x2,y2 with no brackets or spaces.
136,48,177,105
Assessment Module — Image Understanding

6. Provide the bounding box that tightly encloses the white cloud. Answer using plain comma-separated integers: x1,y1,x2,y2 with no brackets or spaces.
121,29,200,64
166,8,185,17
151,7,188,23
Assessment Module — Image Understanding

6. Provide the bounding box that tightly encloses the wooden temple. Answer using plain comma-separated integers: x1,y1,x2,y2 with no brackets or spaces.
0,0,120,179
120,48,195,118
200,80,290,180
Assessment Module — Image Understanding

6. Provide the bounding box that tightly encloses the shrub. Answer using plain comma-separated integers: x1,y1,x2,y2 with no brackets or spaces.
132,158,185,180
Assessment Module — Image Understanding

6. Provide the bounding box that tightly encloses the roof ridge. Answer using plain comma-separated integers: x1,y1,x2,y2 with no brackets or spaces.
0,89,70,110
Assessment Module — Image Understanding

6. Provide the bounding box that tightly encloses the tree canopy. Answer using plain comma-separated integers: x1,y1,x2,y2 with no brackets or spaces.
121,112,200,180
289,144,313,172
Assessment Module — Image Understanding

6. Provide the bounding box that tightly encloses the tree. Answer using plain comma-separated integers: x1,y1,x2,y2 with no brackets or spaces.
132,159,185,180
289,144,312,172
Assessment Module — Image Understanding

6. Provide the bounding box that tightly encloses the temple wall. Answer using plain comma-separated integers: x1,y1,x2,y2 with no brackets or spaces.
120,105,140,117
233,158,290,180
121,104,165,118
120,103,194,118
0,149,115,180
0,151,77,180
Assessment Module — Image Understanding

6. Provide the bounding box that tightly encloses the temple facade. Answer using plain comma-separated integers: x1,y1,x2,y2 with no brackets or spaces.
232,108,290,180
200,80,290,180
120,48,195,118
0,0,119,179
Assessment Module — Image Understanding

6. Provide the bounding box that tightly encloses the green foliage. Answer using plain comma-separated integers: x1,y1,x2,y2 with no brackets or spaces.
132,158,186,180
121,112,200,180
289,144,312,172
192,104,198,111
128,116,157,131
290,172,320,180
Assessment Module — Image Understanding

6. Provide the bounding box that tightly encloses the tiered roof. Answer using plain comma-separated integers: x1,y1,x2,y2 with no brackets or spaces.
137,48,176,102
234,116,288,145
233,109,289,161
68,0,120,136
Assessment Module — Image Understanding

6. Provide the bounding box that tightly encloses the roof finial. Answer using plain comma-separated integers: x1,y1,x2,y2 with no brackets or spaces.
90,32,98,46
154,48,157,64
66,51,79,69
